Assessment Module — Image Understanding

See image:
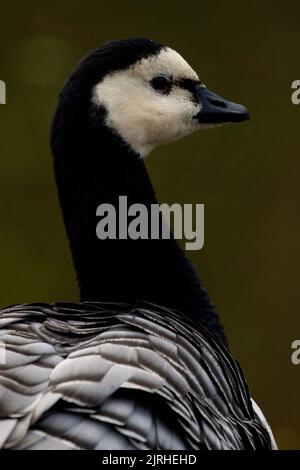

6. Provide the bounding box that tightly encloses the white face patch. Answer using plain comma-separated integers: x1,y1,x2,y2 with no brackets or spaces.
92,48,203,157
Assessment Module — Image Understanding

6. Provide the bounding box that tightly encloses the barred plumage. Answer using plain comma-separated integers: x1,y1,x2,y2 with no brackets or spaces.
0,302,274,449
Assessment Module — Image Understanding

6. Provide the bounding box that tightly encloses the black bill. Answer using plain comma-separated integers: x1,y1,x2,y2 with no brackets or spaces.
194,86,250,124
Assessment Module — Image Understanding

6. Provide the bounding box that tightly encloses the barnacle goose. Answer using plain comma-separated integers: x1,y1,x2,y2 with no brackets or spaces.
0,38,276,450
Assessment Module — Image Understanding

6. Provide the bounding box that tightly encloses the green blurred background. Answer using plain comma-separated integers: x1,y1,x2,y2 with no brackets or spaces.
0,0,299,449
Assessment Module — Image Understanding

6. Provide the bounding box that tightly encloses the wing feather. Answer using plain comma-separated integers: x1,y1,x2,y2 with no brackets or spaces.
0,301,275,449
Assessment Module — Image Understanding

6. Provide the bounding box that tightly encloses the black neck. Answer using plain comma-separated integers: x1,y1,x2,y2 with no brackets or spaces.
51,104,226,343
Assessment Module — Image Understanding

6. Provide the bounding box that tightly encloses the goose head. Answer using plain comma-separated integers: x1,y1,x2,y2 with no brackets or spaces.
51,38,248,335
91,39,249,157
53,38,249,159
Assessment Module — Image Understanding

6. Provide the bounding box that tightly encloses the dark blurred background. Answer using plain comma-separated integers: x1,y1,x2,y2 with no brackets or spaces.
0,0,299,449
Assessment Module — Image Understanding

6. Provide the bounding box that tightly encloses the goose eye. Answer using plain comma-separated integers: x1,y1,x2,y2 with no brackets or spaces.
150,76,172,94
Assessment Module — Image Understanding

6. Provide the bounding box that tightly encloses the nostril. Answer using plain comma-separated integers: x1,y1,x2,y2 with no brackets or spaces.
208,99,227,109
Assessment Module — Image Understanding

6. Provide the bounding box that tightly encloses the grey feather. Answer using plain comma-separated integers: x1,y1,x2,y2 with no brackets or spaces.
0,302,276,449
